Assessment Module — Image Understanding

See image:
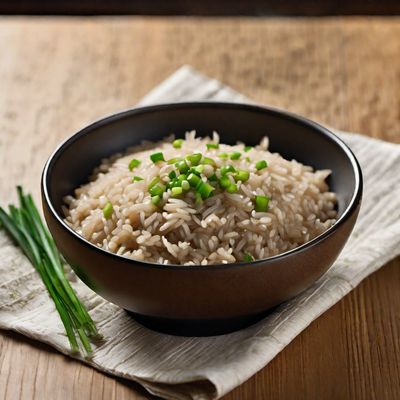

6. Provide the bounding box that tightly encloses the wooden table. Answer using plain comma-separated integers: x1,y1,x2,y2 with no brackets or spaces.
0,16,399,400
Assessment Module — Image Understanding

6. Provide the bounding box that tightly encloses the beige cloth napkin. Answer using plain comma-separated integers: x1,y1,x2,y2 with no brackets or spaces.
1,65,399,400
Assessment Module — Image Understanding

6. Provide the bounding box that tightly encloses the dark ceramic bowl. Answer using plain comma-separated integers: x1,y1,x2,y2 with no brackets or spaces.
42,102,362,336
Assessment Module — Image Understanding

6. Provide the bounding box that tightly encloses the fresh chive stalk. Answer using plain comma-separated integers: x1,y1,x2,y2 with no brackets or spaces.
0,187,100,355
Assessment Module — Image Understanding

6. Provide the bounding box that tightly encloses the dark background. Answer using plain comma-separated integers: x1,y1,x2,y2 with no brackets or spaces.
0,0,399,16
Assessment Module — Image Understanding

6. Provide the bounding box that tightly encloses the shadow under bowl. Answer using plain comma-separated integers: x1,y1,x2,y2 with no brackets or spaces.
41,102,362,336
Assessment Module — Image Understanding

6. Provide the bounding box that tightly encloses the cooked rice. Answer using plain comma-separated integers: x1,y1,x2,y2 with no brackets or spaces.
64,131,337,265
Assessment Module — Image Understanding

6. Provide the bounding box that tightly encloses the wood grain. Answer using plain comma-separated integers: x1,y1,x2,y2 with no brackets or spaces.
0,16,399,400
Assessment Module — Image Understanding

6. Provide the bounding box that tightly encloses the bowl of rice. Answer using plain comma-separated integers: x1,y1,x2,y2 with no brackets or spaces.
42,102,362,335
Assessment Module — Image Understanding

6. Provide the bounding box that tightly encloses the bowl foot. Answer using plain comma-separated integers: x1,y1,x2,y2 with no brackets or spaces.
125,310,273,336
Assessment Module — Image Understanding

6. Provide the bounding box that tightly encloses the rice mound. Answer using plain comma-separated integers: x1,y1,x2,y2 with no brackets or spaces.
64,131,337,265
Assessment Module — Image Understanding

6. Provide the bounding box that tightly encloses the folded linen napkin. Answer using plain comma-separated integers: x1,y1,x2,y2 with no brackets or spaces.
0,65,399,400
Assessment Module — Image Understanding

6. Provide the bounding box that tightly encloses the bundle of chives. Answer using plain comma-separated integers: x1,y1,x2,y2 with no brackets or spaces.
0,187,99,355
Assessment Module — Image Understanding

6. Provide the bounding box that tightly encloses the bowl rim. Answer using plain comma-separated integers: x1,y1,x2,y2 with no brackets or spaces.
42,101,363,271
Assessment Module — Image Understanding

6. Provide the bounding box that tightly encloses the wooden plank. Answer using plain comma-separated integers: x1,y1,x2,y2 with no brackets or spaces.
0,17,399,400
1,1,400,16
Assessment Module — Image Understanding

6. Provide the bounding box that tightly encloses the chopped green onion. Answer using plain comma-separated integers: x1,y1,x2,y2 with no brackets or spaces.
190,165,204,175
151,195,161,205
202,157,216,166
208,174,218,182
181,180,190,191
167,178,180,189
149,184,166,197
168,171,177,180
195,192,203,205
234,169,250,182
132,176,144,182
220,165,236,175
256,160,268,170
218,152,229,159
102,202,113,219
172,139,184,148
226,183,238,193
206,143,219,150
254,195,270,212
197,182,215,199
186,153,202,166
175,160,189,174
187,173,201,187
128,159,141,171
171,187,183,197
245,156,251,162
219,175,231,189
177,174,187,183
167,157,183,165
148,176,160,189
230,151,242,160
150,152,165,163
244,146,253,152
243,252,254,262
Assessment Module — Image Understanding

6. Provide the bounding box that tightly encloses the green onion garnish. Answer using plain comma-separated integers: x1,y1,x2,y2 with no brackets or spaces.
186,153,202,166
171,187,183,197
167,157,183,165
149,184,166,197
128,159,141,171
230,151,242,160
244,146,253,152
202,157,216,166
226,183,238,193
148,176,160,189
243,252,254,262
206,143,219,150
172,139,184,148
195,192,203,205
150,152,165,163
175,160,189,174
167,179,180,189
187,173,201,187
234,169,250,182
177,174,187,183
151,195,161,205
133,176,144,182
245,156,251,162
0,187,100,355
220,165,236,175
103,202,113,219
190,165,204,175
256,160,268,170
168,171,177,180
254,195,270,212
218,152,228,159
197,182,215,199
208,174,218,182
219,175,231,189
181,180,190,191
